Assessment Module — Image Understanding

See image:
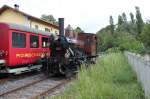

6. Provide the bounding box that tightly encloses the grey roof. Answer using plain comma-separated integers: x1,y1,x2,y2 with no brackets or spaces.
7,23,52,36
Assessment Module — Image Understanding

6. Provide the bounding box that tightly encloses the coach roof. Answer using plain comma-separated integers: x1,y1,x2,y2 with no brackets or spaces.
0,23,52,36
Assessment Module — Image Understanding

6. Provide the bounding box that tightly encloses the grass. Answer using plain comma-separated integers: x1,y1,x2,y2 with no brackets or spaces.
52,53,144,99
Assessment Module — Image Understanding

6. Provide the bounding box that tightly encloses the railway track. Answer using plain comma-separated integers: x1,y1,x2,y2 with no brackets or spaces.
0,78,10,84
0,71,40,84
0,76,70,99
0,77,47,97
32,79,70,99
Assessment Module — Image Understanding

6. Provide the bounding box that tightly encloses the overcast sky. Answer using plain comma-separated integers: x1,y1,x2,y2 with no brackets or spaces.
0,0,150,33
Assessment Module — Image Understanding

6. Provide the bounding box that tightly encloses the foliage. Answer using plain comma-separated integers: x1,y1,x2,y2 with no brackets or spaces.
140,24,150,54
97,6,146,54
105,47,120,53
41,14,58,25
97,26,114,52
114,32,144,53
109,16,114,34
118,15,123,26
74,27,84,33
122,12,127,23
130,12,135,24
53,53,144,99
135,6,144,36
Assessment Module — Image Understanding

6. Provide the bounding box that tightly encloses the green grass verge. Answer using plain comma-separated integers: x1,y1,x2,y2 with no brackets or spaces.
52,53,144,99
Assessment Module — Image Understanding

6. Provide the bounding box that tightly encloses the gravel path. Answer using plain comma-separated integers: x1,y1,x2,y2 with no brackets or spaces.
1,79,62,99
0,73,45,96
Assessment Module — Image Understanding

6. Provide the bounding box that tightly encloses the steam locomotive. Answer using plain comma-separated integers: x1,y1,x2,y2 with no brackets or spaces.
41,18,98,77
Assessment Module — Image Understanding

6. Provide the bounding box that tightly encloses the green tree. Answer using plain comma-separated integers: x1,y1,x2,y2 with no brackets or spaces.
118,15,123,26
41,14,58,25
135,6,144,36
96,7,144,53
114,31,143,53
97,25,114,52
109,16,114,34
74,27,84,33
117,13,129,32
130,12,135,24
128,12,137,35
122,12,127,23
140,24,150,53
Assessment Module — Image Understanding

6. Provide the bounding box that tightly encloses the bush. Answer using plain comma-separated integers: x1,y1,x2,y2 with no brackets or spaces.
114,32,144,53
140,24,150,54
105,47,120,53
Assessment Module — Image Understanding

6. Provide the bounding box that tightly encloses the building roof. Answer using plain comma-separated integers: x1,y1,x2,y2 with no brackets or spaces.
0,5,59,29
79,32,96,36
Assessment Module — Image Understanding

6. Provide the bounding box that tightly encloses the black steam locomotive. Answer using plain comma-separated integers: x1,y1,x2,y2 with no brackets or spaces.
41,18,98,77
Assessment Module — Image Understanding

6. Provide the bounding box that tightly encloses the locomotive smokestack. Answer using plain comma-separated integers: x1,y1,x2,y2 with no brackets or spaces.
59,18,64,36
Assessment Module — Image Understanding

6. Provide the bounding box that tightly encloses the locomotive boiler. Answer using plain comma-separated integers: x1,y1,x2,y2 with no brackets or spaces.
41,18,98,77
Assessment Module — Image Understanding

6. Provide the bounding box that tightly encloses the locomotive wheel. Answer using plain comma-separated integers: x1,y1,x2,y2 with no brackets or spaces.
65,69,73,79
59,64,66,75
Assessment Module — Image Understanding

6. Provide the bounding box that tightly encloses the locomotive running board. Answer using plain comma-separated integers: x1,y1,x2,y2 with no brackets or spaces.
6,65,42,75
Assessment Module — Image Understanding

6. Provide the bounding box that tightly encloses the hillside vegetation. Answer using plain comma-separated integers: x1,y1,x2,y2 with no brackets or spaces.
53,53,144,99
97,7,150,54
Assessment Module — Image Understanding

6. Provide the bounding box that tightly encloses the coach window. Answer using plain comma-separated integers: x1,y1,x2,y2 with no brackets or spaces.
30,35,39,48
42,37,49,48
12,32,26,48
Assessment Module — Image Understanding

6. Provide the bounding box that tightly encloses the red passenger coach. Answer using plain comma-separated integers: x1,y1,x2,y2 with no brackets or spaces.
0,23,51,74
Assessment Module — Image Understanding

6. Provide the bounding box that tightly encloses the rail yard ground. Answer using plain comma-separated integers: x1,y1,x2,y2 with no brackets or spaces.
52,53,145,99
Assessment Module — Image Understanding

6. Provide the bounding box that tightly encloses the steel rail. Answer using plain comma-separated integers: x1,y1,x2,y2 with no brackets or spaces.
0,77,47,97
32,79,70,99
0,78,10,84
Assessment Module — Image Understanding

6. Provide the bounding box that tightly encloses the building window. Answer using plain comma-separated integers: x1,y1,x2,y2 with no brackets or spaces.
35,25,38,29
30,35,39,48
45,28,50,32
55,31,58,35
12,32,26,48
42,37,49,48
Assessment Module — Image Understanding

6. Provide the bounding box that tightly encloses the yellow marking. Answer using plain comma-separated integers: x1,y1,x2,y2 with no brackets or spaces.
16,52,49,58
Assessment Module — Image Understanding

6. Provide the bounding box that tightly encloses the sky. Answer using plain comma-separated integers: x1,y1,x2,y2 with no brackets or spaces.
0,0,150,33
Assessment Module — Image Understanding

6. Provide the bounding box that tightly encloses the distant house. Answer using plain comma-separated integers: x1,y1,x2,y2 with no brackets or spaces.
0,5,59,35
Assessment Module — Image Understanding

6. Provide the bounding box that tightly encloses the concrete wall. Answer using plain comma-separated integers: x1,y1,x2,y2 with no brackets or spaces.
125,52,150,99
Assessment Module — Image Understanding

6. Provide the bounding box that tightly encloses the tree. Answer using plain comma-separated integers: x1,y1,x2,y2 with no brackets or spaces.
118,15,123,26
122,12,127,23
109,16,114,34
41,14,58,25
74,27,84,33
135,6,144,36
96,25,114,52
140,24,150,53
130,12,135,24
117,14,129,32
